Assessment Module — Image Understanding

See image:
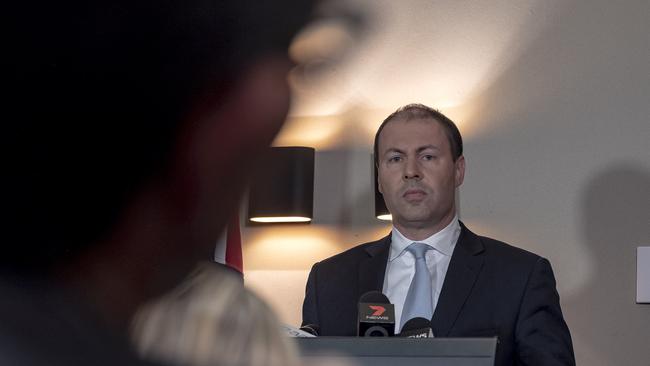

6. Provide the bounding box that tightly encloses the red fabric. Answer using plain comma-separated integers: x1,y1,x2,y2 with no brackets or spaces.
224,212,243,273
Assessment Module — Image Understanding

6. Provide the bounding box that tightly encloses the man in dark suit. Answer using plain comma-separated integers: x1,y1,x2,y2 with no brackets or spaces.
302,104,575,366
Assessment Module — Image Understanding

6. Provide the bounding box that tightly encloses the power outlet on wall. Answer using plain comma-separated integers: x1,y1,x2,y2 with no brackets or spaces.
637,247,650,304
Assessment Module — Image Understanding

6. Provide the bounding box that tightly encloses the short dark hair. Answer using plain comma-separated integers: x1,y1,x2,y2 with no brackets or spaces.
3,0,315,272
373,103,463,167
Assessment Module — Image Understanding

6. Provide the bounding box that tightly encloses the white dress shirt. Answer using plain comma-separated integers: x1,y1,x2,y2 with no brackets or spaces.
382,216,461,332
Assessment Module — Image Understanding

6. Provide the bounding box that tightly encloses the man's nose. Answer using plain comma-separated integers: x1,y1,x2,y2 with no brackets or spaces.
403,158,421,180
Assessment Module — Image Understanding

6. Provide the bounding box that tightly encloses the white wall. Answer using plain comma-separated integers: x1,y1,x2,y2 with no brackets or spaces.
245,1,650,365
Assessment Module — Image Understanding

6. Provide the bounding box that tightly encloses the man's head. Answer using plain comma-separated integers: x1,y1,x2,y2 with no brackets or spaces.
374,104,465,239
374,104,463,167
4,0,314,298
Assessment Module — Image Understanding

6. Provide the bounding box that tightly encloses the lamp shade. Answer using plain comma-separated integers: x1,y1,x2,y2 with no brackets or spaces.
374,161,392,221
248,146,315,223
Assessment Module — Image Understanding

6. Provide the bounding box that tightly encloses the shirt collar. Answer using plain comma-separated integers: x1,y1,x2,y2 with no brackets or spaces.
389,216,460,261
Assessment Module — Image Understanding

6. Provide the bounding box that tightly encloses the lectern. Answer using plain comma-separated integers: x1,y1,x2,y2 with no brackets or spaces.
296,337,497,366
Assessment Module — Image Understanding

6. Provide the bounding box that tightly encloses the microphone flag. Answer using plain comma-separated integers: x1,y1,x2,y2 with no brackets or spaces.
214,210,243,274
357,291,395,337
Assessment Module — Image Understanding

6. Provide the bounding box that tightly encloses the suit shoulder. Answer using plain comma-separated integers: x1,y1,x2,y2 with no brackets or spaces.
476,234,544,266
466,233,556,285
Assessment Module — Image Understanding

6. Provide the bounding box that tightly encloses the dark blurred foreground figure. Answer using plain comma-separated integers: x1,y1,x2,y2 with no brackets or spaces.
1,1,315,364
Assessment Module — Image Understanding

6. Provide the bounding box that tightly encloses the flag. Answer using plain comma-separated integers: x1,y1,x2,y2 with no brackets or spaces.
214,211,243,274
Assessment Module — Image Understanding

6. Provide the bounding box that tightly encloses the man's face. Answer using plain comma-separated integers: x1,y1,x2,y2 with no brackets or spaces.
377,117,465,234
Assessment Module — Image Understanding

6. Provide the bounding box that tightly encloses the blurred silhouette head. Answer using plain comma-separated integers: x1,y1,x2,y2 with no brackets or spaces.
3,0,315,300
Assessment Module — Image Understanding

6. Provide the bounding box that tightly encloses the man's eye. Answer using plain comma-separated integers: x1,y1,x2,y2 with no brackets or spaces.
388,156,402,163
422,154,436,161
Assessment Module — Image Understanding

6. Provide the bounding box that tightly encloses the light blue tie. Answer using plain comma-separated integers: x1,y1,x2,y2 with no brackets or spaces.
400,242,433,331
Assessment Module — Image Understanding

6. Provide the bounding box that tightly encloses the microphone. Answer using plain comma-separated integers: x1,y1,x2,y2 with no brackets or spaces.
357,291,395,337
299,324,320,336
398,317,434,338
279,324,317,338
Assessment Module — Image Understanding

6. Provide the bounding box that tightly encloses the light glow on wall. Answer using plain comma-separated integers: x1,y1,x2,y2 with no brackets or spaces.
243,225,391,270
282,0,561,149
273,114,344,150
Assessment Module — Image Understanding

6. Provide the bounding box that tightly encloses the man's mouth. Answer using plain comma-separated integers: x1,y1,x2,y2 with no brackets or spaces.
403,189,427,201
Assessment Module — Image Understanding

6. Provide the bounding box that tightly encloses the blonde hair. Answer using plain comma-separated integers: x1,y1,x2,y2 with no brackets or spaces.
131,262,300,366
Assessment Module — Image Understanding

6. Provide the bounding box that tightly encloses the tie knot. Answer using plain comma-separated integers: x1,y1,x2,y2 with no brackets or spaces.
406,242,430,259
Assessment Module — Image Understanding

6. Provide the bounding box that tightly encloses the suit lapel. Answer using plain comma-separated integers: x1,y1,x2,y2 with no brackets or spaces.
358,234,391,298
432,223,485,336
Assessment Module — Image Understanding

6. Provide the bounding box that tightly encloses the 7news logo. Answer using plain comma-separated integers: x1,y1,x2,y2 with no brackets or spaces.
364,304,390,321
369,305,386,316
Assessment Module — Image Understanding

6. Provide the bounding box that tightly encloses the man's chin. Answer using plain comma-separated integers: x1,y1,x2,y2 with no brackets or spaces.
395,213,434,226
399,205,432,218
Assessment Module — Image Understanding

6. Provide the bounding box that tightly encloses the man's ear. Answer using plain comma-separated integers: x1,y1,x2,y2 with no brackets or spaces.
454,155,465,188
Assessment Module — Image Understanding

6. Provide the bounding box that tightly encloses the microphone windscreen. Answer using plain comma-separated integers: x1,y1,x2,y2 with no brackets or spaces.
359,290,390,304
400,317,430,332
398,317,434,338
299,324,320,336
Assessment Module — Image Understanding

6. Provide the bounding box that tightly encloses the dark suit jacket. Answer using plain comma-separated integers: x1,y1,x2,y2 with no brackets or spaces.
302,223,575,366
